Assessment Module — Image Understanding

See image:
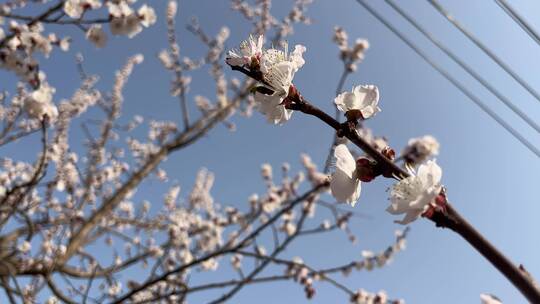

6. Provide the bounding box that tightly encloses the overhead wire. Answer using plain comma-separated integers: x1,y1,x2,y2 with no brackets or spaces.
494,0,540,48
427,0,540,105
354,0,540,157
384,0,540,133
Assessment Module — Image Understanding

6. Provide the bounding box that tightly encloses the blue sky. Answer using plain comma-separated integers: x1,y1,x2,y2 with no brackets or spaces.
2,0,540,303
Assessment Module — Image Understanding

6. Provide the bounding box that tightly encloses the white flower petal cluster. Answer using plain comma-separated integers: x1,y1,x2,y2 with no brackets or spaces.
63,0,101,19
18,240,31,253
225,34,264,67
226,35,306,124
45,296,60,304
386,160,442,224
86,24,107,48
23,84,58,122
333,27,370,72
260,43,306,75
3,21,69,57
138,4,157,27
254,89,293,124
108,2,156,38
0,23,60,84
350,289,389,304
401,135,440,165
330,144,361,206
260,44,305,124
334,85,380,119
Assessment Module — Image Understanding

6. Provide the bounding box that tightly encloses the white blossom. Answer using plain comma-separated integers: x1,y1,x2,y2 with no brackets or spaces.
254,90,293,124
24,84,58,122
59,37,71,51
330,144,361,206
108,282,122,296
254,60,298,124
138,5,157,27
231,254,242,270
63,0,84,19
110,15,142,38
227,36,306,124
108,2,132,17
401,135,440,165
86,25,107,48
201,258,219,271
260,42,306,74
108,3,144,38
334,85,380,119
226,34,263,67
64,0,101,18
386,160,442,224
333,26,348,51
261,163,273,180
18,241,31,253
45,296,60,304
164,185,181,210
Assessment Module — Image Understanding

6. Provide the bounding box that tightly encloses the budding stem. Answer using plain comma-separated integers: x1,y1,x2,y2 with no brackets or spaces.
228,63,540,302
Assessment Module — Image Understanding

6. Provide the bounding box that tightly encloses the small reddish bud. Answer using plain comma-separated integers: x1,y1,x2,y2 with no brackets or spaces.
435,193,446,207
422,207,435,219
288,84,301,102
305,285,316,299
381,146,396,161
355,157,376,182
422,191,448,219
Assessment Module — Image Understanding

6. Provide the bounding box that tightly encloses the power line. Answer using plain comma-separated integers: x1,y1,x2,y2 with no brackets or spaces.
427,0,540,105
354,0,540,157
384,0,540,133
494,0,540,48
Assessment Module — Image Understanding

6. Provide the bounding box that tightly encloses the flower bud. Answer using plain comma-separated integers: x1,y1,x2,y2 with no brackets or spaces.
355,157,376,182
381,146,396,161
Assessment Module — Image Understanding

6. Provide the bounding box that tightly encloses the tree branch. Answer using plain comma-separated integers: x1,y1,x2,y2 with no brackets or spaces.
228,63,540,303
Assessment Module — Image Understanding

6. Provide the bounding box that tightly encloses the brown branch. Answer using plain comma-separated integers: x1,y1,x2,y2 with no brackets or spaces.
0,120,49,209
0,1,64,47
60,84,250,266
165,4,190,130
109,183,327,304
0,13,110,25
208,200,312,303
229,63,540,303
0,277,17,304
133,275,293,304
45,275,78,304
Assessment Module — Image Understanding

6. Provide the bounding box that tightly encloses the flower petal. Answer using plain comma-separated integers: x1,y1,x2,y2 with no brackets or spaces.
353,85,380,118
226,55,247,67
386,199,410,215
395,210,422,225
254,92,291,124
334,91,358,113
330,168,361,206
265,61,295,94
334,144,356,179
417,160,442,188
290,44,306,70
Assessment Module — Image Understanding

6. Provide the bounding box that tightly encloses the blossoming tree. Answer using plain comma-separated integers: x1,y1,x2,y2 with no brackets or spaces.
0,0,537,304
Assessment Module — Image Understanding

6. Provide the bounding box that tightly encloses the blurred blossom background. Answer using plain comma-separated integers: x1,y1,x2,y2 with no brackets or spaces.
1,0,539,303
